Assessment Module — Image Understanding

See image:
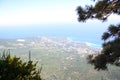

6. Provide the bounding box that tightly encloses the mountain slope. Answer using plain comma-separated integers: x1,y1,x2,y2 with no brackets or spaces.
0,37,119,80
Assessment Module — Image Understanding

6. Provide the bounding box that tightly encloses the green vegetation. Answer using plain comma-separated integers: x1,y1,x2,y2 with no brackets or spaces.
0,37,120,80
77,0,120,70
0,51,44,80
1,48,119,80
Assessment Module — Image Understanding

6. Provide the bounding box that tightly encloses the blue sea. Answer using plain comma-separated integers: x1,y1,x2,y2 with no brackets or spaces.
0,24,106,48
66,37,102,48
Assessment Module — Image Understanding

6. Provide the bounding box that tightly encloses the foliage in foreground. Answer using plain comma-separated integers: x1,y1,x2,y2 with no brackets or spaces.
77,0,120,70
0,52,44,80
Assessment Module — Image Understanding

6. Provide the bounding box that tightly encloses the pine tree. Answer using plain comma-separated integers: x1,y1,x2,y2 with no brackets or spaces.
77,0,120,70
0,50,44,80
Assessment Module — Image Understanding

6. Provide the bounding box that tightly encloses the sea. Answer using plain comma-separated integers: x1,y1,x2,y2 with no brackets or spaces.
0,24,105,48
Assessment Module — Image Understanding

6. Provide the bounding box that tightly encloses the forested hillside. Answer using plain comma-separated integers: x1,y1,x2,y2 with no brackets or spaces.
0,37,120,80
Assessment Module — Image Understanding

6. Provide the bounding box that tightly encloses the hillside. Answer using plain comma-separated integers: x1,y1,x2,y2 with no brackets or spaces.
0,37,119,80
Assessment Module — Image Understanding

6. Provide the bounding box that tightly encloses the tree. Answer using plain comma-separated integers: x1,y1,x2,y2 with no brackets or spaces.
77,0,120,22
76,0,120,70
0,51,44,80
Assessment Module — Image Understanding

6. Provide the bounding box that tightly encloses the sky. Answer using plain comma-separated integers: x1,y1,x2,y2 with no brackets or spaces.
0,0,87,26
0,0,120,45
0,0,119,26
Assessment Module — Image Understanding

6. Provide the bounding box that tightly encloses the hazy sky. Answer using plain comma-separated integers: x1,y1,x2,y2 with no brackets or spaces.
0,0,93,26
0,0,119,27
0,0,120,45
